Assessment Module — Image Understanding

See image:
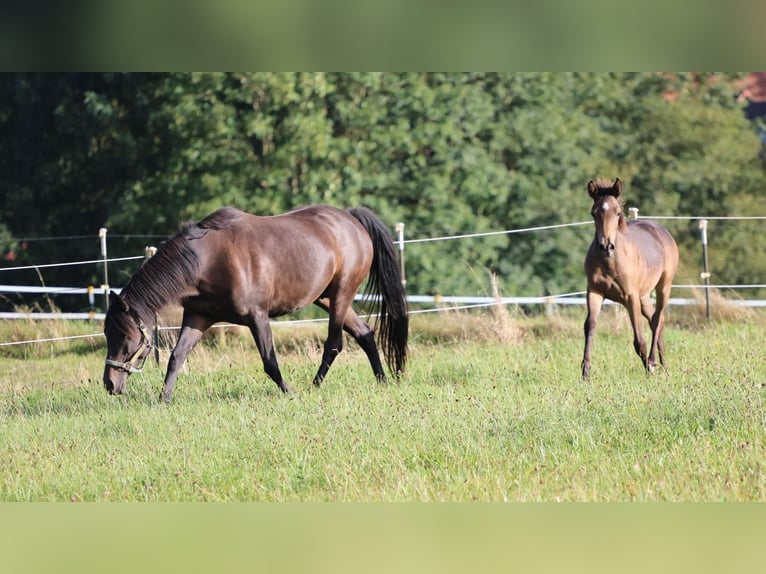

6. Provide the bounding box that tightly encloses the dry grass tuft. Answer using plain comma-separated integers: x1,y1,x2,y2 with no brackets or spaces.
487,273,524,344
668,286,754,329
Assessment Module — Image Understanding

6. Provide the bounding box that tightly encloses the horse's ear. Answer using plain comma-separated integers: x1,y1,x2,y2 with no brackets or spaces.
587,180,599,200
612,178,623,198
109,291,129,312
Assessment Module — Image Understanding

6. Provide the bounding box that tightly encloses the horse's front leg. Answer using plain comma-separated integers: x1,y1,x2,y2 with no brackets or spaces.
248,310,294,394
581,290,604,379
161,314,212,403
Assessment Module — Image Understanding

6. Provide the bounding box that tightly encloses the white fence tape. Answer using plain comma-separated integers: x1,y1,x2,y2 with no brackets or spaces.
1,214,765,348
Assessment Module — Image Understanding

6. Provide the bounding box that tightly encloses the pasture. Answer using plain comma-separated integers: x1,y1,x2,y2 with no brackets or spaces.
1,303,765,501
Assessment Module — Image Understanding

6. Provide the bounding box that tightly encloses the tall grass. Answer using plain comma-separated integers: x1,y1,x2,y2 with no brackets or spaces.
1,306,765,501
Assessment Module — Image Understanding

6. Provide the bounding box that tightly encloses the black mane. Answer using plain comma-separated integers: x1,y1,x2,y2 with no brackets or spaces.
106,208,243,339
120,208,243,321
119,235,199,324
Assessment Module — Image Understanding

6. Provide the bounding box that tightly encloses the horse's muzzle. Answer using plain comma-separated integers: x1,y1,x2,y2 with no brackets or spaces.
103,368,126,395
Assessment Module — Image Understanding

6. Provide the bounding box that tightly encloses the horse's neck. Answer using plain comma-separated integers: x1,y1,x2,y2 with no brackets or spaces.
122,263,185,324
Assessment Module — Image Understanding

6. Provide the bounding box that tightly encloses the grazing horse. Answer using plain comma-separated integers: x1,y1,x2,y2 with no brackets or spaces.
103,205,409,402
581,178,679,378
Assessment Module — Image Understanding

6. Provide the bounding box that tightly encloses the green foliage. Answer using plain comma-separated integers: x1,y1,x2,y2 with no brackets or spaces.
0,73,764,307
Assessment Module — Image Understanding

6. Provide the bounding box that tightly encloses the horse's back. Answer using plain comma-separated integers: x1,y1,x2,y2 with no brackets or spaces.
190,205,375,316
202,205,365,243
628,219,676,246
627,219,679,276
585,218,678,301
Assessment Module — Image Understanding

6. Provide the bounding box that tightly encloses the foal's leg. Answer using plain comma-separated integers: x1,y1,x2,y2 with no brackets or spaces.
248,309,294,394
161,313,214,403
640,294,658,366
626,294,649,371
581,290,604,379
640,295,655,324
649,283,672,371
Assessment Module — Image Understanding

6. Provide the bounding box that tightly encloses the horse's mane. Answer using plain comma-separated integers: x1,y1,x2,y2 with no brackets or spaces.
113,207,241,331
191,207,242,234
119,208,242,322
119,237,199,324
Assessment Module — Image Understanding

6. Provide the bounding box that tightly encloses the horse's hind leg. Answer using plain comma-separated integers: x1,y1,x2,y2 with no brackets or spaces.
649,283,672,371
248,309,294,394
626,295,650,371
640,295,655,324
640,294,661,369
340,307,386,382
312,296,386,386
311,297,348,387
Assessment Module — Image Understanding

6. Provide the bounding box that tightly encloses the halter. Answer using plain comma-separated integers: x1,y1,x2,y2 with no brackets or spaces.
104,319,153,374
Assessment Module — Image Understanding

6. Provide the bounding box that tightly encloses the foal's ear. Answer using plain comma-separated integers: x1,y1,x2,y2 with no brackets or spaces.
587,180,599,200
109,291,129,313
612,178,623,197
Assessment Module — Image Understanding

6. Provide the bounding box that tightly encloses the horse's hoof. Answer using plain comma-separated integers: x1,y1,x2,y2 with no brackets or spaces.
280,383,298,395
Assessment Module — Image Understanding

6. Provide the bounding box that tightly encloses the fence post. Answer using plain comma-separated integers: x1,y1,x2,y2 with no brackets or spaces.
699,219,711,320
629,207,639,221
145,246,160,364
87,285,95,321
98,227,109,312
395,222,406,288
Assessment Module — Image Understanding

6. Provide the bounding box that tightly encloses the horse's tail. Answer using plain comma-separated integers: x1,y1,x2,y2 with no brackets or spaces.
347,207,409,376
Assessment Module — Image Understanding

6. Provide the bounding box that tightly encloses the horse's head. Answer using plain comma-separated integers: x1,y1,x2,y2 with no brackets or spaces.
587,178,625,258
103,291,153,395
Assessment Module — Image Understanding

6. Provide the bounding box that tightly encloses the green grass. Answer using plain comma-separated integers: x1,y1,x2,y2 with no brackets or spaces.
1,308,765,501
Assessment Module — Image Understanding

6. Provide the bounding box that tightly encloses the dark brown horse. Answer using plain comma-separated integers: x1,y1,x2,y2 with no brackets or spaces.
581,178,679,378
103,205,408,402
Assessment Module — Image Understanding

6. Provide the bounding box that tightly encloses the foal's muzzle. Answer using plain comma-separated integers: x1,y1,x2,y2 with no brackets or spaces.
599,240,616,257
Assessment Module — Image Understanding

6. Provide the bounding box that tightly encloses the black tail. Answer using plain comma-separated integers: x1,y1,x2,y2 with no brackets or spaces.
347,207,409,375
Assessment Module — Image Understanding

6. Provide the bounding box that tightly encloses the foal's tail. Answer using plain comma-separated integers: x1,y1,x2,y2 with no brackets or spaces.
347,207,409,376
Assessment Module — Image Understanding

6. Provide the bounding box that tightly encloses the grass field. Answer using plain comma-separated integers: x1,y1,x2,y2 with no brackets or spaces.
1,302,765,501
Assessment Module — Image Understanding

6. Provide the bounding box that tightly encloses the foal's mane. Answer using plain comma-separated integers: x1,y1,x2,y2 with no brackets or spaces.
119,208,242,323
590,178,624,199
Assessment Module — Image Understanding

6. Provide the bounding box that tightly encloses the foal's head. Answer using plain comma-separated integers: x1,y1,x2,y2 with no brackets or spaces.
587,177,626,258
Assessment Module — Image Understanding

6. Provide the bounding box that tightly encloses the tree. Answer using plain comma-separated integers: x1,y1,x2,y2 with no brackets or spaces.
1,72,764,311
